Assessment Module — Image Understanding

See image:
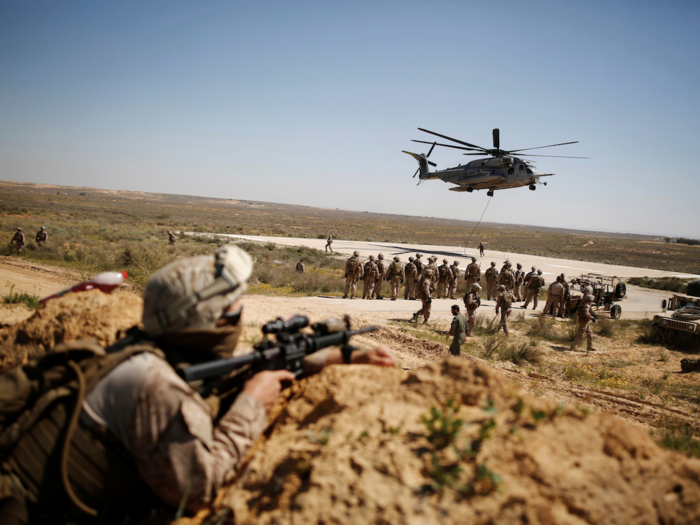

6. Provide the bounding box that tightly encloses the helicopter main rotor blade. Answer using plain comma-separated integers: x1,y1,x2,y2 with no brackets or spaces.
428,160,437,167
516,153,590,159
412,140,482,152
427,142,436,157
413,168,420,178
493,128,500,150
508,141,579,153
417,128,487,151
462,153,485,156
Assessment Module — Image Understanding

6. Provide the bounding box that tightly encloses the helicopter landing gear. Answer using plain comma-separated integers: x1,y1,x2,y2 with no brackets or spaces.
466,187,474,193
529,184,536,191
486,190,494,197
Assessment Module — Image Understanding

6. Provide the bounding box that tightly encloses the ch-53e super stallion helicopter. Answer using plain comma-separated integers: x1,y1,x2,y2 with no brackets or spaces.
403,128,588,196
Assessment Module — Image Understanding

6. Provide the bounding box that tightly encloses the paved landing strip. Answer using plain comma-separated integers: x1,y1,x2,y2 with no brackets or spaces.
187,233,700,320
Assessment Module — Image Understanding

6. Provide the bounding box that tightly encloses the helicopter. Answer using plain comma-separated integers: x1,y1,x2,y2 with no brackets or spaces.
402,128,588,196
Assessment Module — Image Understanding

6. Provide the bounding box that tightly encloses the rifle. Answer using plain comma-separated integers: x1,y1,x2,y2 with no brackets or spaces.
178,315,377,386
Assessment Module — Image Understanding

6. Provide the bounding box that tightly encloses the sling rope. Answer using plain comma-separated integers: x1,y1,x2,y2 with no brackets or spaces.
463,196,492,255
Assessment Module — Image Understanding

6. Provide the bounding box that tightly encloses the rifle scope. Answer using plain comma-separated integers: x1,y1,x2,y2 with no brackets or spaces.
262,315,309,335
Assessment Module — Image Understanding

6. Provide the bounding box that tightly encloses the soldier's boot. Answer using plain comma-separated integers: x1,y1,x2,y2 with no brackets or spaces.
412,312,419,324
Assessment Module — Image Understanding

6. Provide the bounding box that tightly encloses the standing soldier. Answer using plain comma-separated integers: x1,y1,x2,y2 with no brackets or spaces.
404,257,418,300
499,261,515,292
514,263,525,302
388,256,404,301
465,257,481,295
570,294,597,352
448,260,461,300
10,227,25,255
325,234,333,253
523,269,545,310
35,226,48,246
436,259,450,299
362,255,380,300
427,257,439,283
523,265,536,290
373,253,385,299
295,259,305,273
495,284,515,336
463,283,481,336
478,242,485,257
168,231,176,245
543,276,564,317
343,251,363,299
484,262,499,300
413,269,434,324
414,253,424,276
446,304,468,356
559,274,570,318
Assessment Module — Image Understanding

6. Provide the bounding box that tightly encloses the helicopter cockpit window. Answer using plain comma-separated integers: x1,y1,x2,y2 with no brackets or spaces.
526,168,533,174
518,164,525,172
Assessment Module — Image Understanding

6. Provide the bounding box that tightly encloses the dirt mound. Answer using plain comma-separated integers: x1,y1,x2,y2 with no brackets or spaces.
0,290,142,371
210,359,700,524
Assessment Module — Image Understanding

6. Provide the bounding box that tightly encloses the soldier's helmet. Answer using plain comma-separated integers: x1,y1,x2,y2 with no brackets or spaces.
504,259,511,266
443,258,448,264
516,263,522,268
537,269,543,275
490,262,496,267
41,226,46,230
369,255,375,261
471,256,476,262
416,253,422,258
454,260,459,265
498,284,506,291
560,273,566,279
393,256,400,262
142,245,252,337
378,253,384,259
583,294,595,303
556,275,562,282
353,251,359,257
17,227,21,231
409,256,414,262
424,269,433,276
471,283,482,291
531,266,536,271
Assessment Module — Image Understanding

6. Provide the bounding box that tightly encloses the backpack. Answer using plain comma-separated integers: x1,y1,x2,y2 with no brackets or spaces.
391,261,402,275
438,266,448,279
364,261,374,275
347,257,359,273
0,341,161,521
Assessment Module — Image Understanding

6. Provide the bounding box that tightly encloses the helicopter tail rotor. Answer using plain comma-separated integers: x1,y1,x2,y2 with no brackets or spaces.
402,150,437,182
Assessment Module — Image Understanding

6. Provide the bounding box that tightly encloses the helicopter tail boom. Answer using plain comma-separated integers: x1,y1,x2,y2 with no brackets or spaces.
402,150,437,180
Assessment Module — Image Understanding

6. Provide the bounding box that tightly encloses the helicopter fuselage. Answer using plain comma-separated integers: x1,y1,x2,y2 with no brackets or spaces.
420,156,552,192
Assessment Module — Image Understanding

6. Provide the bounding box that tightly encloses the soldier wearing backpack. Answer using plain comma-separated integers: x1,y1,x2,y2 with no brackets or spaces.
413,269,435,324
388,256,404,301
343,251,363,299
465,257,481,296
448,260,461,300
436,259,450,299
362,256,380,300
372,254,385,299
404,257,418,300
0,246,397,524
495,284,515,336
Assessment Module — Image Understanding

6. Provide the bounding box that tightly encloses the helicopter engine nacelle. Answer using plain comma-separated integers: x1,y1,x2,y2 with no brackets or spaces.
481,158,512,169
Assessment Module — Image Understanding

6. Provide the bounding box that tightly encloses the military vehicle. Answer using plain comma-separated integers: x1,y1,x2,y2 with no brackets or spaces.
403,128,588,196
653,280,700,344
563,274,627,319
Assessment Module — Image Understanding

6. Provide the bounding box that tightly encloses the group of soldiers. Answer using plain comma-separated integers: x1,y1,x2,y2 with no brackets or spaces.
341,250,598,353
9,226,47,254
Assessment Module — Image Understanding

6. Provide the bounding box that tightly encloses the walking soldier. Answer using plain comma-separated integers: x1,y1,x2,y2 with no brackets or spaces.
446,304,468,356
495,284,515,336
485,262,498,300
343,251,363,299
10,228,25,255
362,255,380,299
388,256,404,301
373,254,385,299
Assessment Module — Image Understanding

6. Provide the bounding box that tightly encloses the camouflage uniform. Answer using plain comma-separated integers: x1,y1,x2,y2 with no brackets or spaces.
448,260,461,299
296,260,305,273
499,263,515,292
436,259,450,298
362,256,380,299
544,278,564,317
325,235,333,253
465,257,481,296
388,257,404,301
495,285,515,336
413,254,424,276
523,266,536,291
428,257,439,283
559,274,570,318
514,263,524,302
414,269,434,324
10,228,24,255
571,295,596,351
523,270,545,310
35,226,48,246
484,262,498,300
478,242,485,257
404,257,418,300
168,231,176,245
373,254,385,299
463,283,481,336
343,251,363,299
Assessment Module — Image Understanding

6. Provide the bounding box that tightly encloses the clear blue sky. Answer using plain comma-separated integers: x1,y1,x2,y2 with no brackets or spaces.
1,1,698,238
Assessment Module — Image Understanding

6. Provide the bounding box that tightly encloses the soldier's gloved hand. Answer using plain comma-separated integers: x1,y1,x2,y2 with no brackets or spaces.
426,297,432,304
242,370,296,412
